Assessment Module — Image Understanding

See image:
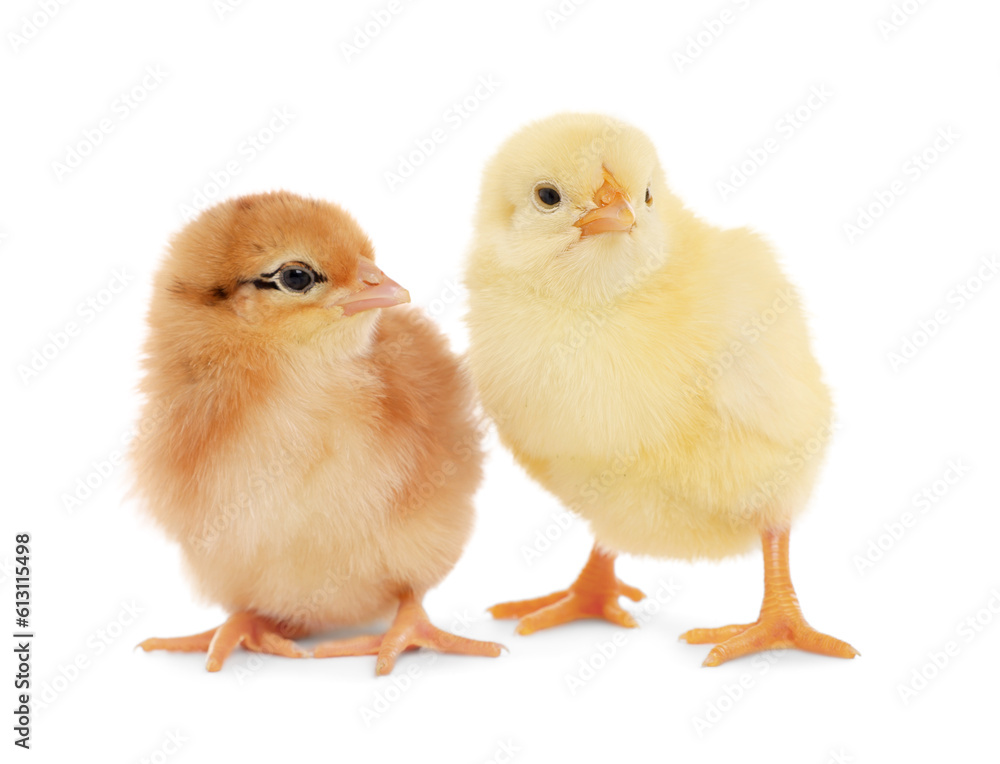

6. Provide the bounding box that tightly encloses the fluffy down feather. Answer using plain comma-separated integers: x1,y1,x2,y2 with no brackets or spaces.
132,192,483,633
465,113,832,561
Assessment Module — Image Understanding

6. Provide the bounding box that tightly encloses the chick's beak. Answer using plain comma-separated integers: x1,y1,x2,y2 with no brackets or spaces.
574,170,635,237
331,258,410,317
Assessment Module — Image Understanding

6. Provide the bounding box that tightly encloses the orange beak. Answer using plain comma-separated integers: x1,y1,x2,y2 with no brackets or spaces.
332,258,410,317
574,169,635,237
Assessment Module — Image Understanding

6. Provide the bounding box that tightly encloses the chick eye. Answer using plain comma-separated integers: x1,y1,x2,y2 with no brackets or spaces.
279,266,315,292
537,187,560,206
535,185,561,209
645,187,653,206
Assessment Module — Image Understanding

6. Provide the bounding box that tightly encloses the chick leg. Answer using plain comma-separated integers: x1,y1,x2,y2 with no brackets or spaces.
313,590,504,676
489,545,645,635
679,528,858,666
138,611,309,672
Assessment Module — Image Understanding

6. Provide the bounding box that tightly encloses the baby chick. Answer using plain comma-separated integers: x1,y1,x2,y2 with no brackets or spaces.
464,114,857,666
133,191,502,675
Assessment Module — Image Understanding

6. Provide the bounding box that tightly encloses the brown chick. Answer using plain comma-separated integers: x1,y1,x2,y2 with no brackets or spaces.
132,191,502,675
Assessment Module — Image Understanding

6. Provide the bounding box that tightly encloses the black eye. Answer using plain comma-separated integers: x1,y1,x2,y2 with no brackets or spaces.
280,267,314,292
645,187,653,206
537,186,561,207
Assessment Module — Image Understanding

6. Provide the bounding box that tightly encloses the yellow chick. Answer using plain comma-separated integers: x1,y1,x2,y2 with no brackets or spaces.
133,191,502,675
464,114,857,666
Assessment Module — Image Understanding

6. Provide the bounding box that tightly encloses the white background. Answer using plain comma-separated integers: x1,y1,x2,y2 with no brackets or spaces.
3,0,999,761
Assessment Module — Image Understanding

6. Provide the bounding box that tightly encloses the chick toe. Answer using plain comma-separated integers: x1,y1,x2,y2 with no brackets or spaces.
679,623,757,645
487,591,570,620
314,590,504,676
204,612,309,672
139,611,309,673
684,528,858,667
138,628,217,654
699,620,859,668
490,545,645,635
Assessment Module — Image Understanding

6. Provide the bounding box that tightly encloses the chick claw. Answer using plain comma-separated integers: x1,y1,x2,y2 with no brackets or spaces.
679,528,858,667
313,591,504,676
489,545,645,635
680,616,859,667
138,611,309,672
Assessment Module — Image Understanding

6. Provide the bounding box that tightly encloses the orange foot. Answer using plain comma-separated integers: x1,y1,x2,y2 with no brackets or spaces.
314,590,504,676
489,545,645,635
138,611,308,672
680,615,859,667
679,528,859,667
